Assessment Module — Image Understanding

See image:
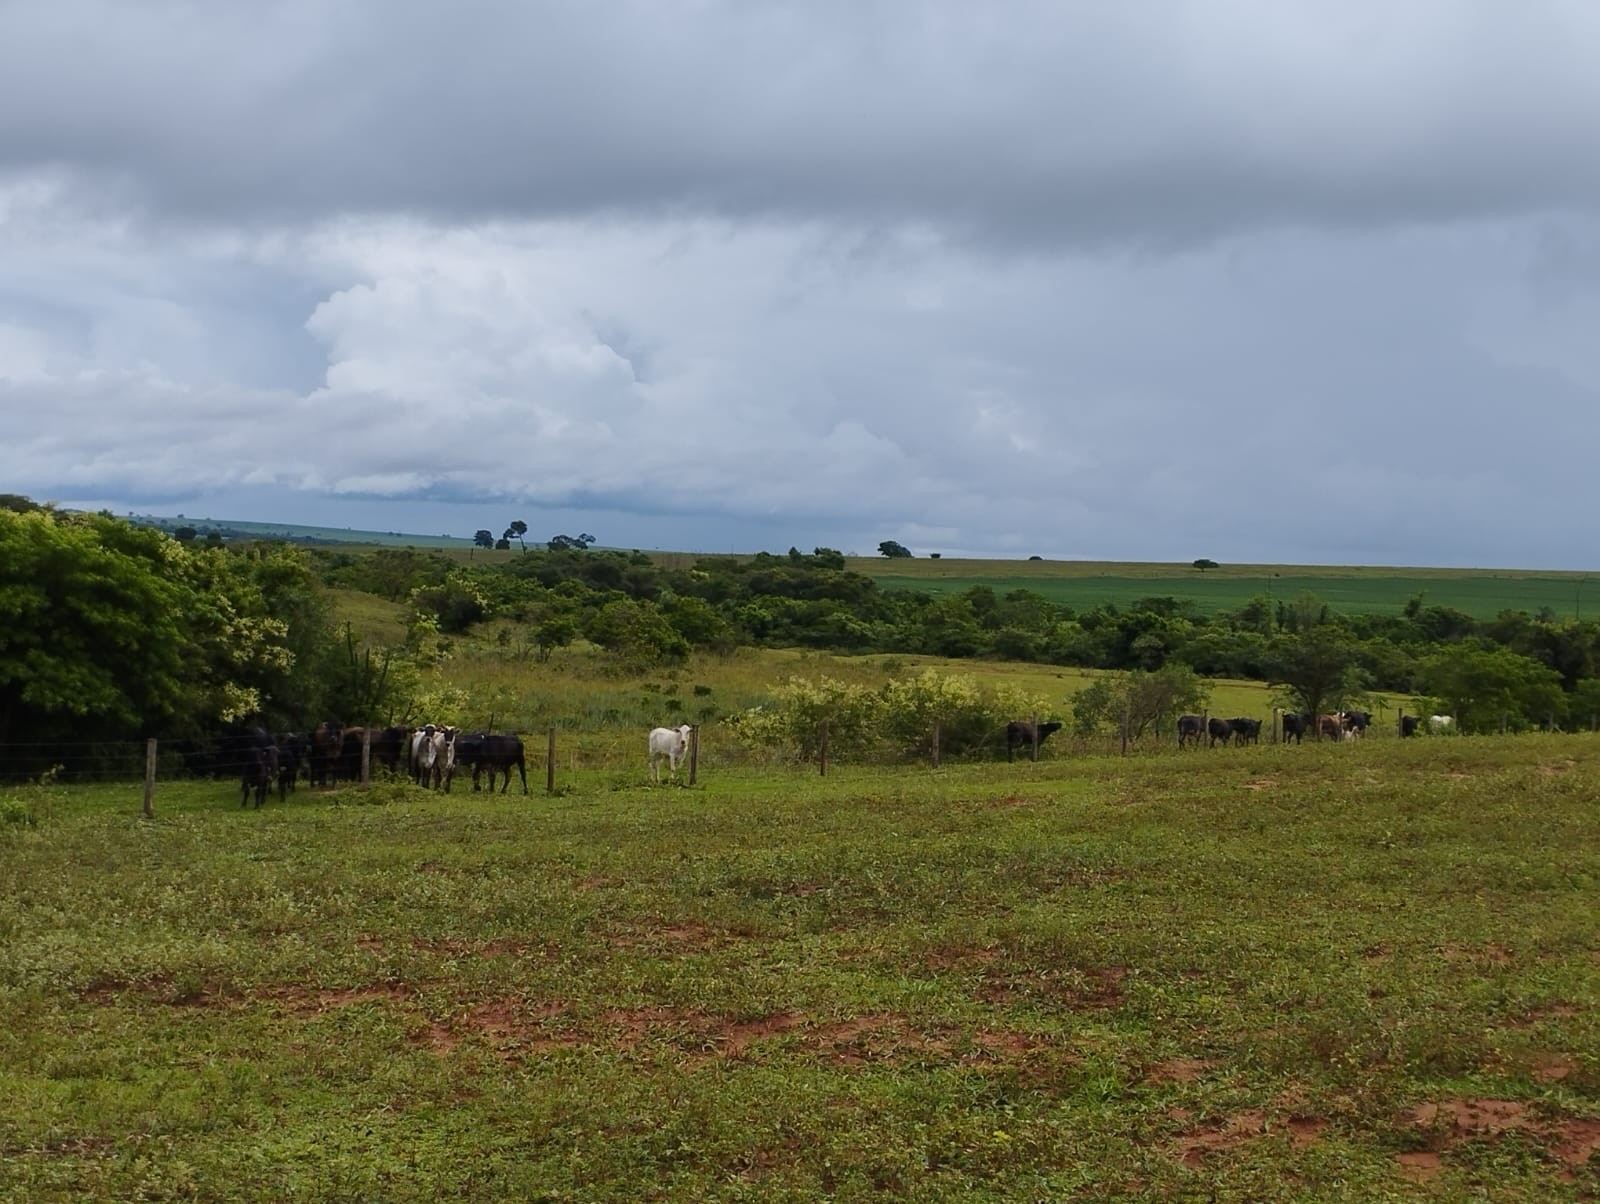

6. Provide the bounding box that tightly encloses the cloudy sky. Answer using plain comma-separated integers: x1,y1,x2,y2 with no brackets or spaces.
4,1,1600,566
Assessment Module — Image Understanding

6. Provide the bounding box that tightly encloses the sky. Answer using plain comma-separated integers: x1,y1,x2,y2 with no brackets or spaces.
3,1,1600,567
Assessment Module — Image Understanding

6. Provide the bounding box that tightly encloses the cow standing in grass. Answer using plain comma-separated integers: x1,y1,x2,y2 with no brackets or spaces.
1005,720,1061,761
1177,715,1204,748
649,725,694,782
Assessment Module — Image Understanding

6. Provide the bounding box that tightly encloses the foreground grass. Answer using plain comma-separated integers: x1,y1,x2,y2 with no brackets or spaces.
3,738,1597,1200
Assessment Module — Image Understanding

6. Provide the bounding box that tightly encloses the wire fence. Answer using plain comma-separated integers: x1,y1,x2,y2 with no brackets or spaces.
1,705,1585,822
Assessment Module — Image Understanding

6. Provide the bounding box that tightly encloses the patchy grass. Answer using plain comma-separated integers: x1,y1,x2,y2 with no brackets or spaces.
2,735,1596,1199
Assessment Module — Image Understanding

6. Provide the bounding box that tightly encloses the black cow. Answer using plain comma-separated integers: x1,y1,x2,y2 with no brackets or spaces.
1177,714,1205,748
236,726,278,808
1341,710,1371,734
455,732,528,794
309,720,344,786
1207,717,1233,748
1400,714,1420,738
1281,713,1308,745
1005,720,1062,761
1229,717,1262,746
369,725,411,775
276,733,307,800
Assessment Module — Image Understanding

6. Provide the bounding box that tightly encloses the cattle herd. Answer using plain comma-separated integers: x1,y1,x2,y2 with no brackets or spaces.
221,707,1456,806
225,720,529,807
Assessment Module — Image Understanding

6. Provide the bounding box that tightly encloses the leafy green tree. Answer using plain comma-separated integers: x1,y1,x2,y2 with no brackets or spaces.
505,520,528,552
1419,642,1566,733
877,540,913,558
1192,558,1218,571
173,525,198,542
585,598,688,666
473,529,495,549
1071,666,1208,739
1265,626,1364,725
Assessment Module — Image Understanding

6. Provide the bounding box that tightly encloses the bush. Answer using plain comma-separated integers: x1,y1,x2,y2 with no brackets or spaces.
726,670,1048,763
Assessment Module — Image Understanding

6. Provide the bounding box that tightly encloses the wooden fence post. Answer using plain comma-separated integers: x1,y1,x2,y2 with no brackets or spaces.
1121,698,1130,756
547,727,556,794
143,738,156,819
1272,708,1280,744
1030,711,1039,762
360,727,371,787
688,726,699,785
819,722,829,777
931,719,940,769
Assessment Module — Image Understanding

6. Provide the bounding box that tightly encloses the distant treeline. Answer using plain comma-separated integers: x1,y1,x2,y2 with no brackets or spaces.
4,497,1597,778
314,542,1599,731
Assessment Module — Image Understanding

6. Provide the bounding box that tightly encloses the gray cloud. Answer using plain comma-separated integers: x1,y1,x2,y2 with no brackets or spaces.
6,3,1600,243
2,4,1600,567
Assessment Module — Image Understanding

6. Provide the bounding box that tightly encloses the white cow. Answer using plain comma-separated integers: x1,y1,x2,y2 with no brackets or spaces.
648,724,694,782
411,723,455,788
1428,714,1455,733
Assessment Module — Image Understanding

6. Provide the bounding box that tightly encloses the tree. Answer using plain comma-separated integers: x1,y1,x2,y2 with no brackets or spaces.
1419,642,1565,733
473,529,495,550
495,537,511,550
548,533,596,551
1192,558,1219,571
1265,626,1363,727
505,520,528,552
1071,666,1208,739
173,525,198,542
878,540,913,558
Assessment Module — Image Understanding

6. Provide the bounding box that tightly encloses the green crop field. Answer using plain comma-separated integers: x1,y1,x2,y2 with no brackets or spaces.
853,558,1595,621
4,736,1596,1200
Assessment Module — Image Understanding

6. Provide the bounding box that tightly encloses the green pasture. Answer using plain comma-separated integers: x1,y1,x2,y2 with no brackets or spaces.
861,563,1593,622
3,736,1596,1200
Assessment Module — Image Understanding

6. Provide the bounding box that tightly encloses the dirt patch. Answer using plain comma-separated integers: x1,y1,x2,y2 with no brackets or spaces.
924,946,1001,972
411,936,555,959
1436,942,1514,967
355,937,385,952
606,921,739,952
1172,1110,1326,1167
1404,1097,1600,1173
255,983,412,1015
1532,1053,1577,1083
977,965,1127,1009
1242,779,1277,791
1174,1109,1267,1167
1395,1151,1441,1182
1147,1057,1220,1084
1553,1118,1600,1169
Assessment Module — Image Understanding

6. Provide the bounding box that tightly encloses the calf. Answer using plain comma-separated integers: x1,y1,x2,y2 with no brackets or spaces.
1005,720,1062,761
1317,714,1344,741
1176,714,1205,749
1341,710,1371,734
1280,712,1308,745
649,724,694,782
1429,714,1455,733
276,733,307,800
1400,715,1420,738
1207,716,1233,748
240,733,278,809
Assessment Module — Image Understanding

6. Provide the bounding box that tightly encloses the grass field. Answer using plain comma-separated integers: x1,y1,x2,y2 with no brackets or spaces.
3,737,1596,1199
856,561,1594,622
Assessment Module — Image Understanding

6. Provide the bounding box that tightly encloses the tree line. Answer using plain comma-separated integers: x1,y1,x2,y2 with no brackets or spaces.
4,500,1596,776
